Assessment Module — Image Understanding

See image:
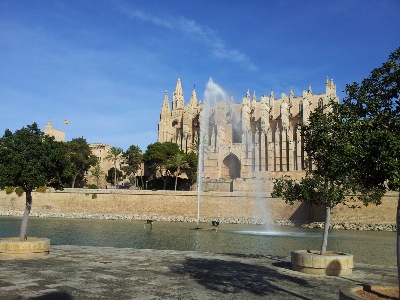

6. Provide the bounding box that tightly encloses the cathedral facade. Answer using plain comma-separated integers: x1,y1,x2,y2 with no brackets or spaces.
158,78,338,181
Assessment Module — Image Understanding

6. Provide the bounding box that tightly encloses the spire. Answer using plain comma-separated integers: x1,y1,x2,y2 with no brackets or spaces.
289,87,294,100
308,84,313,95
270,89,275,102
326,77,336,96
172,77,184,110
251,91,257,108
261,94,267,104
189,85,197,105
242,89,251,105
161,90,171,117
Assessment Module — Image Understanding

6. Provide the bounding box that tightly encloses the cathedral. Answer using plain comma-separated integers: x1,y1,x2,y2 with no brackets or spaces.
158,78,338,182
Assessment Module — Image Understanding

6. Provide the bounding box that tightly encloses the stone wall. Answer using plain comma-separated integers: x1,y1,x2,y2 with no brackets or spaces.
0,190,397,226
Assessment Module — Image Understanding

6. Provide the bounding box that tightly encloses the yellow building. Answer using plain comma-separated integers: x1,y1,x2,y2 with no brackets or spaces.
44,120,65,142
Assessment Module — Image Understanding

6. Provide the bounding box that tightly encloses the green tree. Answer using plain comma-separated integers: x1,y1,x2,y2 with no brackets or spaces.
105,146,123,189
166,153,189,191
272,174,353,255
185,151,198,185
273,101,384,255
143,142,181,190
90,164,105,188
273,48,400,261
337,47,399,289
272,97,357,255
105,167,123,186
123,145,143,188
0,123,70,240
66,138,97,188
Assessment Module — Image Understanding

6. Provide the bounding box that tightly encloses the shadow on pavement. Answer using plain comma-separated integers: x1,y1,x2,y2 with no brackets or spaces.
222,252,294,271
171,257,313,299
271,261,293,271
27,291,73,300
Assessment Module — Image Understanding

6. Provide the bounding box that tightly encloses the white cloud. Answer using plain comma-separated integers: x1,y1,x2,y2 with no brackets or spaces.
124,8,173,29
118,6,257,71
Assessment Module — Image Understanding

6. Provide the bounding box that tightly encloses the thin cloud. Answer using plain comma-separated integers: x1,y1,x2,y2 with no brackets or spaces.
123,8,173,29
118,6,258,71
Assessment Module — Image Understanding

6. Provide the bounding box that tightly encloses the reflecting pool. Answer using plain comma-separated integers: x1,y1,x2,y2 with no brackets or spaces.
0,216,395,267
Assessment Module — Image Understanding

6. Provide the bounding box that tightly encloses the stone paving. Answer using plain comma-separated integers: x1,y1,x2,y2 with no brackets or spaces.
0,245,397,300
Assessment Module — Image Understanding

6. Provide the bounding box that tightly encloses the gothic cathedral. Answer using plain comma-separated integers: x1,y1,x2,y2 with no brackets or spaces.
158,77,338,181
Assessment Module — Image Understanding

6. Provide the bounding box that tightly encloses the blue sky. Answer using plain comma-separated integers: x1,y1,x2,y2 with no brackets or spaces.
1,0,399,151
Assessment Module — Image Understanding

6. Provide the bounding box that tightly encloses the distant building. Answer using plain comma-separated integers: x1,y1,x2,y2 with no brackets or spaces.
42,121,129,188
87,143,115,188
87,143,131,188
158,77,339,185
44,120,65,142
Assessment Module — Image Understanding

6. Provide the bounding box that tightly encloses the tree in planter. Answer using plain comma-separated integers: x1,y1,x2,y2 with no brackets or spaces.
272,174,381,255
90,164,105,188
143,142,181,190
105,146,123,189
0,123,70,240
336,47,399,292
166,153,189,191
273,48,399,258
272,78,384,255
66,137,98,188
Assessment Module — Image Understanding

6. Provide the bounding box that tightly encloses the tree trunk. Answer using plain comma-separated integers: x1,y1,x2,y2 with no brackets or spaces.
162,176,167,190
20,190,32,241
71,172,80,188
320,200,331,255
114,161,117,189
397,189,400,297
174,175,178,191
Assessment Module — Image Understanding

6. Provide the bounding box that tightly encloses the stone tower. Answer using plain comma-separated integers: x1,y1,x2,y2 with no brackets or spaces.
158,77,202,153
44,119,65,142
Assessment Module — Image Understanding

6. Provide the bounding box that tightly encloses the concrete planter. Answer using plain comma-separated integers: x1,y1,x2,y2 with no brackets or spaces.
0,237,50,259
291,250,353,276
339,285,399,299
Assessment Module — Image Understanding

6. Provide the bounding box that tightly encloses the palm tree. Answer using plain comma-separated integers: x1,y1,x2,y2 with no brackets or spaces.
166,153,189,191
105,147,123,189
90,164,105,188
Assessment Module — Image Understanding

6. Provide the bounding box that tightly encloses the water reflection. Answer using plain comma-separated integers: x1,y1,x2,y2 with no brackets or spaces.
0,216,395,267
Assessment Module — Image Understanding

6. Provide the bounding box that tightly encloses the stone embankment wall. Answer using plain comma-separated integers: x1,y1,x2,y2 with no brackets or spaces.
0,189,397,231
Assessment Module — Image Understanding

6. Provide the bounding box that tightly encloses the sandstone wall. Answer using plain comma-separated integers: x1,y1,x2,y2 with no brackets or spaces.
0,190,397,225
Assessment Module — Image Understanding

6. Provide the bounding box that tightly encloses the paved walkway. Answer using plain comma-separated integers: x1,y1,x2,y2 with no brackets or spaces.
0,245,397,299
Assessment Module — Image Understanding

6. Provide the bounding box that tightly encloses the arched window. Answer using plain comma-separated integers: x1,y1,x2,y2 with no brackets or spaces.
318,98,324,110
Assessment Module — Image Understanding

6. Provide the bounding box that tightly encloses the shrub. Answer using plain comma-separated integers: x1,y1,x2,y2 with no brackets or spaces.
36,186,47,193
92,193,97,199
87,184,98,189
15,186,24,197
5,186,14,194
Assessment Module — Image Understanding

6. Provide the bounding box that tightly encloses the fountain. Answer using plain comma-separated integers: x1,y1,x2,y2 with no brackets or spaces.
196,78,273,230
196,78,228,228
